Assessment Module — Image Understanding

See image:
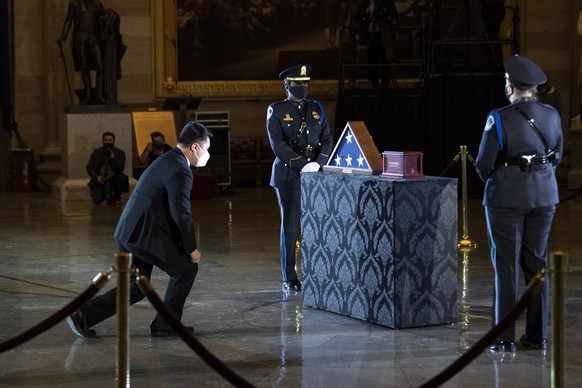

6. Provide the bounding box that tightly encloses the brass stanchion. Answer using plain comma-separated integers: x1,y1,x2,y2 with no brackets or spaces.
115,252,131,388
550,251,568,388
456,145,478,250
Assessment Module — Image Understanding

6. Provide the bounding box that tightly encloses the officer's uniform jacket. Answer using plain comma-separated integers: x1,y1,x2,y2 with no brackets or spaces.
474,99,562,208
266,98,334,189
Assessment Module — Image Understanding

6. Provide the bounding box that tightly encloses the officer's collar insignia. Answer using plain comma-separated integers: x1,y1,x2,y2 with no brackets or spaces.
312,111,320,120
283,114,294,121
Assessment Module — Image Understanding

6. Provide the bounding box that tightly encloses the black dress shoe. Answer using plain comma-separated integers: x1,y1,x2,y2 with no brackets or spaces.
519,334,546,350
150,320,195,337
282,280,302,292
489,340,516,353
66,310,97,338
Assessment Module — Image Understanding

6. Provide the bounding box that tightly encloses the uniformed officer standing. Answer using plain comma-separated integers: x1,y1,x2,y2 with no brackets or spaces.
266,64,334,292
474,55,563,353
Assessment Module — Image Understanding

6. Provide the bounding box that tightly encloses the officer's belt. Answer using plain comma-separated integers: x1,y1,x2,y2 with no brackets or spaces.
504,151,558,167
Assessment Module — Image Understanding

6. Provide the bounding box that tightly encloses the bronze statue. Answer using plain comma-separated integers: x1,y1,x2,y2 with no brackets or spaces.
58,0,106,105
101,8,126,105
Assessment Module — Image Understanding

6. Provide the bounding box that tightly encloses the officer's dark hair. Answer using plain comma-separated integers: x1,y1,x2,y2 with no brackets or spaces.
150,131,165,140
102,132,115,141
178,121,212,147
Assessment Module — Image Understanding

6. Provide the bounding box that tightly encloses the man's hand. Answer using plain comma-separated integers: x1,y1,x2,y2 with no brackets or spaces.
189,249,201,264
145,142,153,152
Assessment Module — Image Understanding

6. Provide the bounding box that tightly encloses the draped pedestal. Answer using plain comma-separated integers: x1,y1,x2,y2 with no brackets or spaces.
301,172,458,329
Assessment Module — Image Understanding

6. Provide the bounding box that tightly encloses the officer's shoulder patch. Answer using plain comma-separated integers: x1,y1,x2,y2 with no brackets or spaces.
485,115,495,132
267,106,273,119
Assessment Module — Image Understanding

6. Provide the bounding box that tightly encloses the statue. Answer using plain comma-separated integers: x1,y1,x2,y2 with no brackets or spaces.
100,8,126,105
57,0,125,105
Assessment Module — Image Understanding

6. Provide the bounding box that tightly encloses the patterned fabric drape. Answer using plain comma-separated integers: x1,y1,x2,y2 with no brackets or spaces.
301,172,458,329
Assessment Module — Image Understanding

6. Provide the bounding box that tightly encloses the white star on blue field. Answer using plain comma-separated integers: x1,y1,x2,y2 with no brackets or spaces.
333,129,368,169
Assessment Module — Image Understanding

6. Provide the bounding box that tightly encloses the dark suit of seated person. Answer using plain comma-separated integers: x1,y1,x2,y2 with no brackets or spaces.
86,131,129,204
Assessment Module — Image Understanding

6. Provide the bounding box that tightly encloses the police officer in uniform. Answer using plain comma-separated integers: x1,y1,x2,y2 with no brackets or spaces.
474,55,562,352
266,65,334,292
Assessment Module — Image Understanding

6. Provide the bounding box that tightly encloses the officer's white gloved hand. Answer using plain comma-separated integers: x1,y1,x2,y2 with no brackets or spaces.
301,161,321,172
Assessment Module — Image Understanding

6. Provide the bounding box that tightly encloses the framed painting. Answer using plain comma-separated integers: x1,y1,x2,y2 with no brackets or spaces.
153,0,341,99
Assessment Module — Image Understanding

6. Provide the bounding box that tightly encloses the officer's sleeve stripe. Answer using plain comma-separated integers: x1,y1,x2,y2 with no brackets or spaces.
494,111,503,150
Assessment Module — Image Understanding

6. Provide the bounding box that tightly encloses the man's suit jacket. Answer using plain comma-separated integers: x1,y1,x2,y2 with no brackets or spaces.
114,147,197,273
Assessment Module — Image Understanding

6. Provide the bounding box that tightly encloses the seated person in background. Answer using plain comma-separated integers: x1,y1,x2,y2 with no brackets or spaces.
537,77,564,116
86,131,129,205
138,131,174,167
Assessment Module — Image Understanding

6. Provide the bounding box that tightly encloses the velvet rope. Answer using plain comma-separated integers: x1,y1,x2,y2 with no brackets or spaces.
0,272,109,353
418,273,545,388
136,275,256,388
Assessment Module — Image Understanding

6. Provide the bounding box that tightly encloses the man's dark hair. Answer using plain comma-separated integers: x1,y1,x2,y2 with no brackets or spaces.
102,132,115,141
178,122,212,146
150,131,165,140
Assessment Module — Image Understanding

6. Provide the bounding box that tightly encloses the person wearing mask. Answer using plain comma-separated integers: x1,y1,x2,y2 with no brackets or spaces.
266,64,334,293
474,55,562,353
537,77,564,116
86,131,129,205
68,121,212,338
138,131,174,167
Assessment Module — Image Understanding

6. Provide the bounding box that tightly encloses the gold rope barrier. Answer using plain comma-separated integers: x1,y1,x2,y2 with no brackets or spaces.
115,252,131,388
456,145,477,250
550,252,568,388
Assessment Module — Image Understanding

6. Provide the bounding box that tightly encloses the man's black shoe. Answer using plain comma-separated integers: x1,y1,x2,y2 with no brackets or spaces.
489,340,516,353
282,280,302,292
150,320,195,337
66,310,96,338
519,334,546,350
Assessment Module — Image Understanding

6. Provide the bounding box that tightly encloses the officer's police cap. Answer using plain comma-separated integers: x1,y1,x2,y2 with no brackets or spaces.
279,65,312,81
504,55,546,89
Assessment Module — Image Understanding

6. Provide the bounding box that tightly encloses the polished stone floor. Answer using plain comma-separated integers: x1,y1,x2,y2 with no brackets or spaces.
0,186,581,387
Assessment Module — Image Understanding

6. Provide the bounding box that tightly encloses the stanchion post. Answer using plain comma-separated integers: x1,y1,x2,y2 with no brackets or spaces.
115,252,131,388
457,145,477,249
550,251,568,388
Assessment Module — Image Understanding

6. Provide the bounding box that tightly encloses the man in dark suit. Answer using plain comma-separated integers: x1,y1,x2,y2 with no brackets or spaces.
266,64,334,293
474,55,562,353
68,121,212,338
86,131,129,205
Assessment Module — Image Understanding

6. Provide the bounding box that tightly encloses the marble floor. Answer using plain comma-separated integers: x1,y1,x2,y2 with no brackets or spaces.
0,186,581,387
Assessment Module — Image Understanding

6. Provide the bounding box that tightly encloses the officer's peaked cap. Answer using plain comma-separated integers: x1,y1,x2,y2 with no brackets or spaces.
504,55,546,89
279,65,312,81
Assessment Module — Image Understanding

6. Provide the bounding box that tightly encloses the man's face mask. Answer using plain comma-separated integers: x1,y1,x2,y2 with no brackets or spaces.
153,141,165,151
194,145,210,167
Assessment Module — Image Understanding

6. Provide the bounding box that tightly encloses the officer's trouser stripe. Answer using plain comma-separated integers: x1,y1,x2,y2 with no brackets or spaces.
275,188,288,282
485,208,501,325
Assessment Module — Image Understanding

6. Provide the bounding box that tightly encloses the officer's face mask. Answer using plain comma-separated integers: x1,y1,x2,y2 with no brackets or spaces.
287,81,309,100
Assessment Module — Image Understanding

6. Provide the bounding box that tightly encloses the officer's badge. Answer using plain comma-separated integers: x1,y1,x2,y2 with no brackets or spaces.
301,66,307,76
312,111,320,120
283,114,294,121
484,115,495,131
